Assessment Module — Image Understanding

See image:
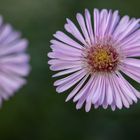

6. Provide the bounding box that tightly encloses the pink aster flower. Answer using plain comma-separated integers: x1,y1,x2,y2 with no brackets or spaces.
0,16,30,105
48,9,140,112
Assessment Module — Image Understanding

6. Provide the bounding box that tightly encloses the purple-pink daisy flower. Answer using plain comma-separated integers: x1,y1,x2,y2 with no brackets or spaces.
48,9,140,112
0,16,30,105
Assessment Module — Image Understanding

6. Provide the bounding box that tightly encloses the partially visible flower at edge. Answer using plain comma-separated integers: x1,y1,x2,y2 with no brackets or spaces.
48,8,140,112
0,16,30,106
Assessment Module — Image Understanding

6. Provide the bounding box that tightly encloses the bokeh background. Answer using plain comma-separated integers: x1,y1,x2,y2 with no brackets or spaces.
0,0,140,140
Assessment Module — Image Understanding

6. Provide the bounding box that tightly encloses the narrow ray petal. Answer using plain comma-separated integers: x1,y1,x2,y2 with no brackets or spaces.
76,13,91,45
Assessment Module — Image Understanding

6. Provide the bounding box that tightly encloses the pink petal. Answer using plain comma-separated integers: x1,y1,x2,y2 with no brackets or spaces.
0,39,28,55
107,10,120,36
54,69,86,86
50,40,82,53
52,67,82,78
116,72,137,102
98,9,108,38
54,31,83,49
105,74,113,105
76,13,91,45
93,8,100,38
56,70,87,93
85,9,94,44
48,51,81,61
114,18,140,43
65,74,89,102
73,76,94,102
65,18,87,46
110,75,123,109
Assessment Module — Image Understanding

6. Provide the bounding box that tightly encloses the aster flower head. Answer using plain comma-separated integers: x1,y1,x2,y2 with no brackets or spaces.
48,8,140,112
0,16,30,105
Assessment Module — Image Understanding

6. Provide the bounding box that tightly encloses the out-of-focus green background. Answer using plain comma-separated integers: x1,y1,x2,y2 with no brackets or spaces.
0,0,140,140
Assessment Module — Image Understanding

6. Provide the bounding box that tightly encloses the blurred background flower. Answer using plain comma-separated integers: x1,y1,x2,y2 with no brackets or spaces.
0,16,30,106
0,0,140,140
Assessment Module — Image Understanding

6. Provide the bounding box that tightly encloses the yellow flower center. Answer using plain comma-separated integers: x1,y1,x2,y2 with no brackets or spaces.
94,49,110,64
86,44,119,72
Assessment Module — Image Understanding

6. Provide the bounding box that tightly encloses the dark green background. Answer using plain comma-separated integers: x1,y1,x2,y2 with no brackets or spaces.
0,0,140,140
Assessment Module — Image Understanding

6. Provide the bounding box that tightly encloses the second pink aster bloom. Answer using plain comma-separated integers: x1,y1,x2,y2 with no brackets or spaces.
0,16,30,106
48,9,140,112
